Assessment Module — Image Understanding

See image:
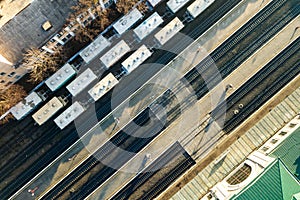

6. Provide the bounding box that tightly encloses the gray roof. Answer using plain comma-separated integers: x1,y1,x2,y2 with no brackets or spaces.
0,0,78,64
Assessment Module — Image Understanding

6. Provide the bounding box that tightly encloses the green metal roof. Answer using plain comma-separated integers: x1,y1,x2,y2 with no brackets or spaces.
292,192,300,200
271,127,300,180
231,159,300,200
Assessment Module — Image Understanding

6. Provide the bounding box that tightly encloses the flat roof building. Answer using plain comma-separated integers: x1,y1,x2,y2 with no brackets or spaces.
0,0,77,64
0,59,28,90
0,0,77,90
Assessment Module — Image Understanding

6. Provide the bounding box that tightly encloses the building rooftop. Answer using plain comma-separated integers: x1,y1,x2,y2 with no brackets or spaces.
292,192,300,200
0,0,77,64
170,87,300,200
231,159,300,200
271,127,300,180
0,0,32,28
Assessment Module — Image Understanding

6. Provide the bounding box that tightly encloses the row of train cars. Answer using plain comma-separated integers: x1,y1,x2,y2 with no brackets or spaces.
9,0,214,130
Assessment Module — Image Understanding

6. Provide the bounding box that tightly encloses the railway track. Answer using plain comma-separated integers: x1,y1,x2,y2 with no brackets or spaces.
189,1,298,99
149,0,296,112
2,0,242,198
152,0,299,124
106,36,300,200
40,109,164,199
83,9,300,200
223,41,300,132
74,0,243,134
25,0,299,199
110,142,195,200
213,38,300,121
181,37,300,150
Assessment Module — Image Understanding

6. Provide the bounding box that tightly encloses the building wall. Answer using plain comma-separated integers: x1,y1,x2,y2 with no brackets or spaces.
0,60,27,90
0,0,78,90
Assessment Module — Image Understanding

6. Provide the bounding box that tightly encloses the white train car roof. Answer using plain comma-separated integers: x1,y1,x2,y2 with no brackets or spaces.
79,35,111,63
32,97,65,125
45,63,76,91
167,0,191,13
100,40,131,68
11,92,43,120
148,0,164,7
133,12,163,40
113,8,143,35
88,73,119,101
155,17,184,45
66,68,97,97
122,45,152,74
54,101,85,129
187,0,215,18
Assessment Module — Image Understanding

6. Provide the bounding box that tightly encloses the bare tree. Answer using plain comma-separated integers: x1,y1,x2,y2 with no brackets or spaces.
71,0,97,16
0,84,27,123
71,0,105,22
116,0,148,15
136,1,149,13
71,2,113,43
94,7,112,31
74,25,101,43
23,47,63,83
